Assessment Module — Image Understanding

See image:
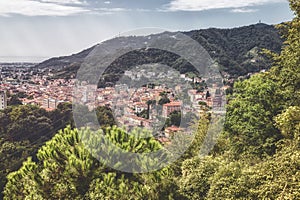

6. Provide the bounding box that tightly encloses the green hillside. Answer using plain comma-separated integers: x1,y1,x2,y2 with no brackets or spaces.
36,23,283,84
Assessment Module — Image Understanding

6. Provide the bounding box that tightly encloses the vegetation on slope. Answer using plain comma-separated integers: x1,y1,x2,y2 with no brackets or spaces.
37,23,282,83
3,0,300,199
0,103,115,199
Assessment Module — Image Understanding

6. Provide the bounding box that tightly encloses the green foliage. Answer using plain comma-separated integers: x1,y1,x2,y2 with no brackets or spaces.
225,74,283,157
265,1,300,107
275,106,300,139
0,104,72,199
4,157,42,200
38,24,282,82
158,96,170,106
245,147,300,199
180,134,300,199
4,126,180,199
0,103,127,199
188,23,282,76
95,106,116,128
54,102,74,127
180,156,220,200
224,0,300,159
87,174,143,200
7,95,22,106
0,105,53,142
3,2,300,199
179,2,300,199
0,139,32,200
206,161,250,199
165,111,181,127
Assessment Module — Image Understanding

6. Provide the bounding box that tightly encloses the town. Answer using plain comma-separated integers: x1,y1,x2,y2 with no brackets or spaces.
0,62,227,144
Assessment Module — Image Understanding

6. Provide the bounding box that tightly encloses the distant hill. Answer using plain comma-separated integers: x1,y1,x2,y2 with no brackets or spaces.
36,46,94,69
35,23,283,83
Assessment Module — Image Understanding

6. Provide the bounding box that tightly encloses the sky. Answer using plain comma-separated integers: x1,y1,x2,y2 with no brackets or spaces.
0,0,294,62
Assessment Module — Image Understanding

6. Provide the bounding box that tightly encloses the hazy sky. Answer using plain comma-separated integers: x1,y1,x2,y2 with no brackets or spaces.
0,0,294,62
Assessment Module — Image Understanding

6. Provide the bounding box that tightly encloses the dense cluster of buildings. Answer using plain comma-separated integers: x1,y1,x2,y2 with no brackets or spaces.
0,64,74,111
1,63,227,144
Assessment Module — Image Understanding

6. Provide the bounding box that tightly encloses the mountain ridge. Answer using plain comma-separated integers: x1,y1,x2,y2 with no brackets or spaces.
35,23,283,79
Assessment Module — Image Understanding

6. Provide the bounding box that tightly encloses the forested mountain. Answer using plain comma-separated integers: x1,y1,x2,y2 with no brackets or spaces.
186,23,283,75
35,23,283,79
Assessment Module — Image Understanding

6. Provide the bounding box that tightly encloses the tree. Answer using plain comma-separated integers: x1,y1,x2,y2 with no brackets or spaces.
146,100,153,119
275,106,300,139
206,161,250,199
179,2,300,199
4,126,178,199
165,111,181,127
180,156,220,200
225,74,283,158
158,96,170,106
0,139,32,200
55,102,74,128
267,1,300,107
8,95,22,106
6,105,53,142
95,106,116,128
0,104,73,199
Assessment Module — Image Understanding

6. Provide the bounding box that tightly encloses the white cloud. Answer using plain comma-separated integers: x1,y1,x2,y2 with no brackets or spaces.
87,7,129,15
0,0,89,16
104,1,111,4
231,8,258,13
165,0,285,11
136,8,152,12
97,8,128,12
0,0,130,17
38,0,84,5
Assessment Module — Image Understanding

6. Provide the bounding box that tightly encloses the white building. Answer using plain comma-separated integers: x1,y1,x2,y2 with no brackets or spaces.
0,90,7,110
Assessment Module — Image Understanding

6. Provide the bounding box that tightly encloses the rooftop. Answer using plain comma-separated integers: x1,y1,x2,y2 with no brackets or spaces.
163,102,181,107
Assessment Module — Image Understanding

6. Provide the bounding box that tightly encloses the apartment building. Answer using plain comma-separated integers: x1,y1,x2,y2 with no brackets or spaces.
0,90,7,110
162,102,181,118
